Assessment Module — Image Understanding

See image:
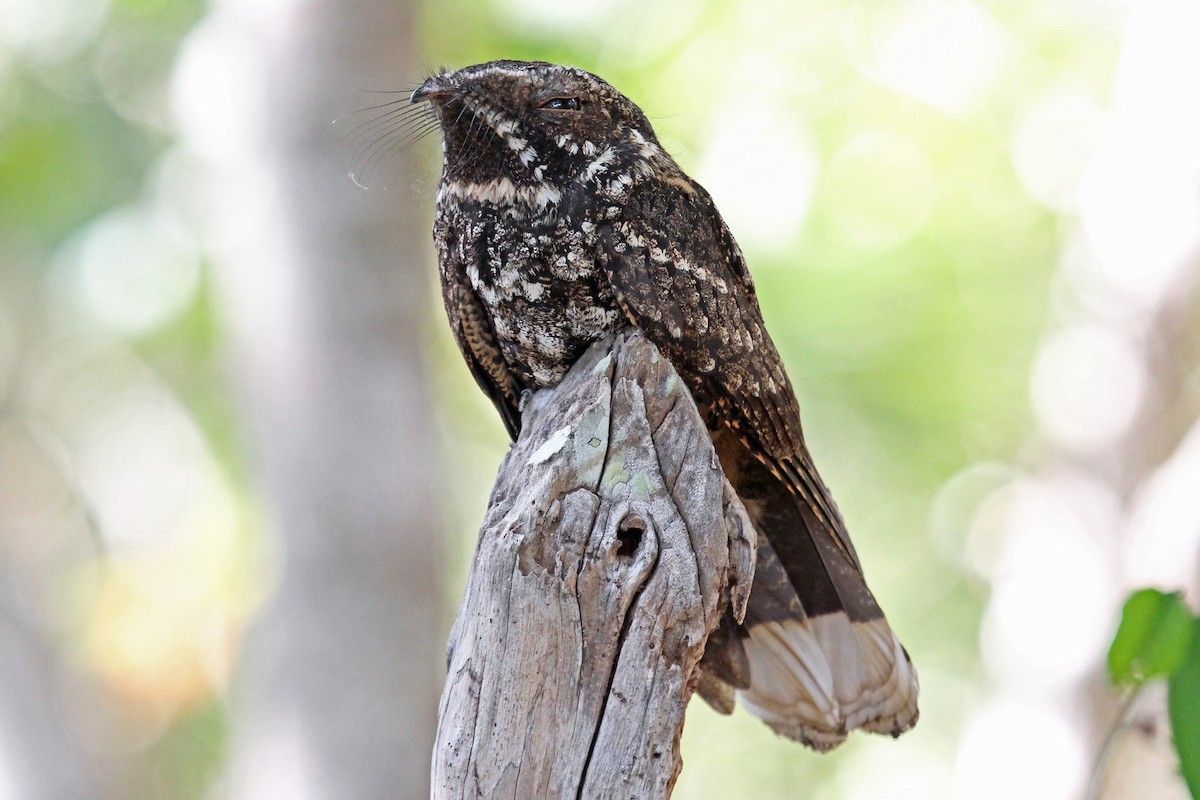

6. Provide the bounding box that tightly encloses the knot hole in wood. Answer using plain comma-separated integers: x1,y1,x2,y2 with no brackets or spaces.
615,513,647,558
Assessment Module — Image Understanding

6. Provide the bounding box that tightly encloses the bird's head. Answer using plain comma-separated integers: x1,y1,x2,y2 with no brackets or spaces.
411,60,664,194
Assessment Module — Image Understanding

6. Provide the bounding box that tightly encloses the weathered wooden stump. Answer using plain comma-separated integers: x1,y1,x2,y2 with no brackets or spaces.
432,331,757,799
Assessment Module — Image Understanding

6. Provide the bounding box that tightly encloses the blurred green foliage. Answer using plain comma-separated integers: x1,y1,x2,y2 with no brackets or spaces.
0,1,234,798
1170,621,1200,799
1109,589,1194,686
1108,589,1200,798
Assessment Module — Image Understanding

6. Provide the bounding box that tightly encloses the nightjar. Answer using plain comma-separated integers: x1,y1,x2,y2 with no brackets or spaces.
411,60,918,751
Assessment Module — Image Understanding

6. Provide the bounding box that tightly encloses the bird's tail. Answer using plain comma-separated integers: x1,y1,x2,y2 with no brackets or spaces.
701,436,919,751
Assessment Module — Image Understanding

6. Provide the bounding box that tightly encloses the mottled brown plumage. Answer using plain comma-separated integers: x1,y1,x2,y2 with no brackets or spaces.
412,60,918,750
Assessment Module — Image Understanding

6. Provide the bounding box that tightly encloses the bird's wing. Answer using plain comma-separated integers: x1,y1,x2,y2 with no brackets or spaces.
595,175,857,564
597,175,918,748
436,215,524,439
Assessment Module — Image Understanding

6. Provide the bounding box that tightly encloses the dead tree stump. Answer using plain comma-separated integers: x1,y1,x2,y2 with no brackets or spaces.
432,331,756,799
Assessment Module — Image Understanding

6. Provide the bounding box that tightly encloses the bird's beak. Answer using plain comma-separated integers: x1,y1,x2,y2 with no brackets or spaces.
410,77,453,104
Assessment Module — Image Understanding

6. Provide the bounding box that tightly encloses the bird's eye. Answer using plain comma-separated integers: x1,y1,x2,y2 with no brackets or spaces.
540,97,582,111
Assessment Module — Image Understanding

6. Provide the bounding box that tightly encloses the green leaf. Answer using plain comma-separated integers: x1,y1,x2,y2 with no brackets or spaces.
1168,618,1200,799
1108,589,1195,686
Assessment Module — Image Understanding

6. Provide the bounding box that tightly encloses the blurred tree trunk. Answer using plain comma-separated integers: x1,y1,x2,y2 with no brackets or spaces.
0,607,98,798
193,0,443,797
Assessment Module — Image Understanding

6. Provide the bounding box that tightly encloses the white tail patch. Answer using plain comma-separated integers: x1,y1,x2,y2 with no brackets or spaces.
738,613,918,751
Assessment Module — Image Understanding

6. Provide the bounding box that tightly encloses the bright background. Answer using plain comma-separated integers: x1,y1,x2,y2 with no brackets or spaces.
1,0,1198,798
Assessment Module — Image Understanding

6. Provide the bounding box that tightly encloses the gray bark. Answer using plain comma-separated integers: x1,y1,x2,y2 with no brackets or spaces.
432,331,756,800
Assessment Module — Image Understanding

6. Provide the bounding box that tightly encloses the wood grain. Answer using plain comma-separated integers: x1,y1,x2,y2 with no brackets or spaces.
432,331,756,799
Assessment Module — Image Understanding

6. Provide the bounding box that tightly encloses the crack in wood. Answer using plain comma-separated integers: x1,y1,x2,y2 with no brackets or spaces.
432,331,755,800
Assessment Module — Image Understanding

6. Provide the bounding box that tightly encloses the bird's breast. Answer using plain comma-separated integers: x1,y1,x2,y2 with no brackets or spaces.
446,201,624,389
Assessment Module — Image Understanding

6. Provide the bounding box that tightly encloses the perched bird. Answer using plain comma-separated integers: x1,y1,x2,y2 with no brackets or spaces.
410,60,918,751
